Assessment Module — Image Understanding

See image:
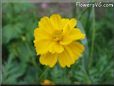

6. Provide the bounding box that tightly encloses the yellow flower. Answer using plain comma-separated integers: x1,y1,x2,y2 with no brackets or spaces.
34,14,85,68
41,80,53,85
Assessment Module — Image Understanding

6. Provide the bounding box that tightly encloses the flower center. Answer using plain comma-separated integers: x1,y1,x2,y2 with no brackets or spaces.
53,30,63,42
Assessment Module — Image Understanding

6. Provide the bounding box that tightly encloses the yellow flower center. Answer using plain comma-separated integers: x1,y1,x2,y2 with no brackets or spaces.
53,30,63,42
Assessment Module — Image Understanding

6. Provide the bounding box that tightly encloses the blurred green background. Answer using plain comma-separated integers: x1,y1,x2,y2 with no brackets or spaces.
2,2,114,85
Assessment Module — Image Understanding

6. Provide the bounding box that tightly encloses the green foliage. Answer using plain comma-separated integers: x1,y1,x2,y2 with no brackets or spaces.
2,3,114,85
2,55,26,84
3,23,23,43
2,3,40,84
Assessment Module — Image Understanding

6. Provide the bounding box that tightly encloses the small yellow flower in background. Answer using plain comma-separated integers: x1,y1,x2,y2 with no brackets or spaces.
41,80,53,85
34,14,85,68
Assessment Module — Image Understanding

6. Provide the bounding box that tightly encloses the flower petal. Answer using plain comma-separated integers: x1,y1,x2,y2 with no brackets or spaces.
34,40,51,54
62,18,77,33
58,50,75,68
49,42,64,53
61,28,85,45
69,28,85,40
34,28,51,41
39,16,54,34
39,53,57,67
50,14,62,30
69,18,77,28
65,42,85,61
58,42,84,68
61,18,69,29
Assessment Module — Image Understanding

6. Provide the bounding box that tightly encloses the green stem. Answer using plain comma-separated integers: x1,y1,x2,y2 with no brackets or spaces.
39,67,49,81
76,4,93,84
24,42,38,69
78,8,89,20
89,7,96,69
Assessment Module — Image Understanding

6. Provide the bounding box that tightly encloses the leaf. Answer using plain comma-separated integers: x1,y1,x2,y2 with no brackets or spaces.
16,42,35,62
2,55,27,84
2,23,23,44
77,21,89,72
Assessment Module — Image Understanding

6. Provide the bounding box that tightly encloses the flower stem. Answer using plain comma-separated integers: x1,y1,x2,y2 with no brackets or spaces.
39,67,49,81
89,7,96,69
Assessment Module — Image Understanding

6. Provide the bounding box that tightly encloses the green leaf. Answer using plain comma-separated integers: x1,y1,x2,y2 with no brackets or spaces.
2,23,23,44
2,55,27,84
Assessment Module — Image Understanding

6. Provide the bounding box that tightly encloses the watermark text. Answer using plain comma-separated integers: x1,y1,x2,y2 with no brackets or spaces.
76,2,113,7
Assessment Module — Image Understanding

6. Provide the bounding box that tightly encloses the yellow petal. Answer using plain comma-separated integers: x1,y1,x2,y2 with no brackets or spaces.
61,28,85,45
34,40,51,54
69,28,85,40
62,18,77,33
58,49,75,68
69,18,77,28
34,28,51,41
50,14,62,30
39,16,54,34
39,53,57,67
49,42,64,53
42,80,53,85
61,18,69,29
65,42,85,61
